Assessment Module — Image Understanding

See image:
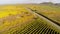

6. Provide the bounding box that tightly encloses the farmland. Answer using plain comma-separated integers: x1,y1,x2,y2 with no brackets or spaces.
26,4,60,25
0,4,60,34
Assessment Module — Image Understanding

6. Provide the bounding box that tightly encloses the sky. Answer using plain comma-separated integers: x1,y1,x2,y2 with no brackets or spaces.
0,0,60,4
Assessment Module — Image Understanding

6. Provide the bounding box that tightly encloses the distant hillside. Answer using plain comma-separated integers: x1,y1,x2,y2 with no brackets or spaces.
40,2,60,6
55,3,60,6
40,2,53,5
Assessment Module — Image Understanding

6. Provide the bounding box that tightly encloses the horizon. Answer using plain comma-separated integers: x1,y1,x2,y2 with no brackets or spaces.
0,0,60,5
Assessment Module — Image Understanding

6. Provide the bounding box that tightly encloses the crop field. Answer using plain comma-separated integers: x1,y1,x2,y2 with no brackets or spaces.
0,5,60,34
27,4,60,24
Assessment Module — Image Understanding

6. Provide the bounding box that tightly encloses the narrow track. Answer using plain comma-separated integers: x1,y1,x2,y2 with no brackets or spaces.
26,7,60,29
27,8,60,26
35,11,60,26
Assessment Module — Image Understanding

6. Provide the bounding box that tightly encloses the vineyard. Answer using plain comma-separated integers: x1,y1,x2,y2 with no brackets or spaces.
0,4,60,34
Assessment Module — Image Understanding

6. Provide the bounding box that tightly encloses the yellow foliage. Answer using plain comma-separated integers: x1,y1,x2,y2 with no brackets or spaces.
0,5,35,33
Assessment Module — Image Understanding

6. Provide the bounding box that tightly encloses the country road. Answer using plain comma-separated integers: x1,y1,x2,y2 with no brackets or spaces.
25,7,60,31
